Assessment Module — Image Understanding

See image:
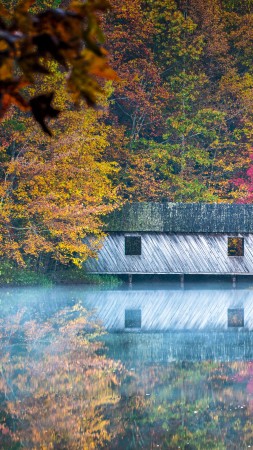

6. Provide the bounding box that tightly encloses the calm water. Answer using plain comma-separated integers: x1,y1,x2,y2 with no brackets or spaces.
1,282,253,449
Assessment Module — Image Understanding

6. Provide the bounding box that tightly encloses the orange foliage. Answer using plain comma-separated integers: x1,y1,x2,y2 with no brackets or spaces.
0,80,121,266
0,0,118,134
0,304,124,448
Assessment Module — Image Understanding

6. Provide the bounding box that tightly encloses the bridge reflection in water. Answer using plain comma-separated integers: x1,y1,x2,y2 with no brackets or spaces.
1,285,253,448
82,287,253,331
1,284,253,362
80,285,253,363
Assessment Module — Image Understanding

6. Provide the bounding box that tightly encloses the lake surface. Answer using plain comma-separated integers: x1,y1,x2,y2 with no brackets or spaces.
1,282,253,449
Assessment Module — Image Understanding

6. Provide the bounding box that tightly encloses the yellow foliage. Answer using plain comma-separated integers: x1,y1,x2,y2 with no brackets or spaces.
0,86,121,265
0,306,123,448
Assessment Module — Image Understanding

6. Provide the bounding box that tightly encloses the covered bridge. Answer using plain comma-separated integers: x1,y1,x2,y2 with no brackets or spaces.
85,203,253,278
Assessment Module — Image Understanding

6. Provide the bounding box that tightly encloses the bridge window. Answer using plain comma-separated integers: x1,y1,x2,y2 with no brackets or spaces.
228,237,244,256
125,309,141,328
125,236,141,255
228,308,244,328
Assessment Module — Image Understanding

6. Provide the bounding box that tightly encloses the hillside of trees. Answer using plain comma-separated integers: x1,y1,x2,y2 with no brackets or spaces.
1,0,253,269
103,0,253,203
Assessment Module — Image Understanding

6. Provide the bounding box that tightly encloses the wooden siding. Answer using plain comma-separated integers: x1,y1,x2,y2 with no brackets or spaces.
82,288,253,331
85,233,253,274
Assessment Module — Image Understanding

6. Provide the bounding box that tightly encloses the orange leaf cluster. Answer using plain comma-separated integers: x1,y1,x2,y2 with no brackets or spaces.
0,0,118,134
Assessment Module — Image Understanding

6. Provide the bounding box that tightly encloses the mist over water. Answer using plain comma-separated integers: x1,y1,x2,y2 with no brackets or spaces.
1,281,253,448
2,279,253,332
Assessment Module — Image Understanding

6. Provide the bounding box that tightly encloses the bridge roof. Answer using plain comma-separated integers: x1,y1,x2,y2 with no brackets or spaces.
105,202,253,233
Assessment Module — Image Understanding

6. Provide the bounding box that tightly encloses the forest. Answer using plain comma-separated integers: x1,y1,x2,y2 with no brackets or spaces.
2,3,253,449
1,0,253,273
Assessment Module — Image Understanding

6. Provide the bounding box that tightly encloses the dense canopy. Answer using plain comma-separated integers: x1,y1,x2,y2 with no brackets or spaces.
2,0,253,268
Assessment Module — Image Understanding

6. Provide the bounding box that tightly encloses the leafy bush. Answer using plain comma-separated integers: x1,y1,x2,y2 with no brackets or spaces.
0,262,51,286
0,261,122,286
52,268,122,286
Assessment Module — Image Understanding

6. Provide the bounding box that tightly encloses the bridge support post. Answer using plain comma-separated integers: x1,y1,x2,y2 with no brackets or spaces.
128,274,133,286
180,274,184,289
232,275,236,289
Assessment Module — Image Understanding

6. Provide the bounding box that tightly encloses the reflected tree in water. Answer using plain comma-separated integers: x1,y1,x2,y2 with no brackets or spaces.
101,361,253,449
0,305,123,449
2,308,253,449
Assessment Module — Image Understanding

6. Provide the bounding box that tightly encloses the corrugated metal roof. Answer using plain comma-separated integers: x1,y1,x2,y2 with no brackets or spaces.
105,203,253,233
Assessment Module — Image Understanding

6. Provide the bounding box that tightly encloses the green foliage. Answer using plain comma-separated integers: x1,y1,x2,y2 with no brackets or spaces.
0,260,122,286
52,268,122,286
0,261,51,286
3,118,26,132
222,0,253,13
105,0,253,202
99,353,253,449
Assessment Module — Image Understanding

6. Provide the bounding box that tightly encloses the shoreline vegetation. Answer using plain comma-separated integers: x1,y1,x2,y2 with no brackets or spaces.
0,261,121,287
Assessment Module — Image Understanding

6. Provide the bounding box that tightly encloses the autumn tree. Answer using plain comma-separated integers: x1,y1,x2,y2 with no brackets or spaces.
0,0,118,134
104,0,169,144
0,65,121,268
221,0,253,13
103,0,253,202
4,0,253,210
0,304,124,448
0,0,123,269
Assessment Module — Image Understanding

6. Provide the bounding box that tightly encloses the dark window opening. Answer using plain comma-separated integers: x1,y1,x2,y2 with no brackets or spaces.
125,236,141,255
228,308,244,327
125,309,141,328
228,237,244,256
